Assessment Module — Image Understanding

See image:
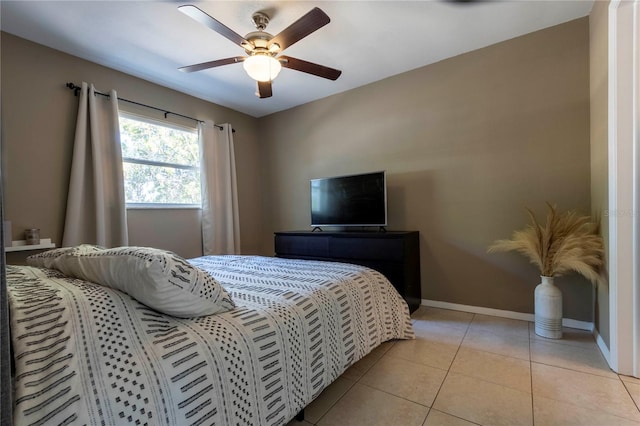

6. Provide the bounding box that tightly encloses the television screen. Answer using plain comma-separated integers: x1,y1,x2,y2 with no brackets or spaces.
310,171,387,227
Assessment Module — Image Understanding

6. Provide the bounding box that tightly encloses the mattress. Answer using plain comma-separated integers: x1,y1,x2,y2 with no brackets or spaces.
8,255,414,426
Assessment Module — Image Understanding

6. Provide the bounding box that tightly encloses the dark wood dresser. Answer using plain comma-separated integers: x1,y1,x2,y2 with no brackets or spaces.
274,231,421,312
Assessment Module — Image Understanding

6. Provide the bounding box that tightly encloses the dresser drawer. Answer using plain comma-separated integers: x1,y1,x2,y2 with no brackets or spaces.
330,237,404,261
274,235,330,257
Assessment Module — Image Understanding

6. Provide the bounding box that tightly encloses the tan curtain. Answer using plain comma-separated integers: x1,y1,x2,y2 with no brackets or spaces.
62,82,128,248
199,121,240,255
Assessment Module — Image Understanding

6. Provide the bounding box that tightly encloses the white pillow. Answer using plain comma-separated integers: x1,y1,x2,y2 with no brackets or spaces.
27,244,104,269
53,246,235,318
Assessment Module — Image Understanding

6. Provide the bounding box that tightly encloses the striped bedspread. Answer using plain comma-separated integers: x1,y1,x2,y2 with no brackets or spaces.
8,255,414,426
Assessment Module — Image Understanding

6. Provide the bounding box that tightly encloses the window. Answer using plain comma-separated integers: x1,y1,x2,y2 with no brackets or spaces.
119,114,201,207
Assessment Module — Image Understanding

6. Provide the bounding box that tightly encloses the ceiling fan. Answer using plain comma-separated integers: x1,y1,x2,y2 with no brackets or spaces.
178,5,342,99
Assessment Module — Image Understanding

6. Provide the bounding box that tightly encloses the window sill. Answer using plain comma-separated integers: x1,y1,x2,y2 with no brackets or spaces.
126,204,201,210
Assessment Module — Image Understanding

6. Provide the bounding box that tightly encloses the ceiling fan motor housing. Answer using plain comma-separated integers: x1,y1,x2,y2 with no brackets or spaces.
243,31,276,55
251,12,270,31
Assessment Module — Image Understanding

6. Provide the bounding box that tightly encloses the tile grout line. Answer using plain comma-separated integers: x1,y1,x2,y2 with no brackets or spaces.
421,312,476,425
619,376,640,413
356,381,431,408
530,359,625,381
311,377,357,426
425,408,483,426
341,382,483,426
359,336,434,425
312,343,390,426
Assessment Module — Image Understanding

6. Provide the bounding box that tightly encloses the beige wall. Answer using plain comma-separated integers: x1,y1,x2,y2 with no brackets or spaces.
1,32,266,262
589,1,610,347
258,18,594,320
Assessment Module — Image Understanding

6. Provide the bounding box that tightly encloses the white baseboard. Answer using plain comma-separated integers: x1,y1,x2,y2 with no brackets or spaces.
594,329,612,366
421,299,594,332
562,318,595,332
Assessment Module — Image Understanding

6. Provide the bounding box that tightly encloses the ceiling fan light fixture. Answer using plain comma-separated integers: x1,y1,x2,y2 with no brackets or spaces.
243,54,282,82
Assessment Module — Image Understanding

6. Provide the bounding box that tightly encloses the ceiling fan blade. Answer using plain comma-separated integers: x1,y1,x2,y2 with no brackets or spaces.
268,7,330,52
280,56,342,80
178,5,250,48
257,81,273,98
179,57,245,73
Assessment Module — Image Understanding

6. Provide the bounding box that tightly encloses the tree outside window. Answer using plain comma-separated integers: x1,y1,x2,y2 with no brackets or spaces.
119,114,201,206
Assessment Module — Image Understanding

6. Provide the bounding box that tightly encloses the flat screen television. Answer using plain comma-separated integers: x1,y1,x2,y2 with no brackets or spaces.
310,171,387,227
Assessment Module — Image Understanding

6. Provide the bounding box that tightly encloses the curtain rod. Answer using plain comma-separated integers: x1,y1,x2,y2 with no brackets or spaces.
65,82,234,133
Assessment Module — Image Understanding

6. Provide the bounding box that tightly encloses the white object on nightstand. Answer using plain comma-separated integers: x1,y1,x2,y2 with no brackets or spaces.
6,238,56,252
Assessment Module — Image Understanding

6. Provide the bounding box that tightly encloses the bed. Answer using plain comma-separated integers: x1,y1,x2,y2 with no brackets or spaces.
7,251,414,426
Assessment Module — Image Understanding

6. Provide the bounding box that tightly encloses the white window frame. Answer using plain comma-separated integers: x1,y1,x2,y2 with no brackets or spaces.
119,112,202,209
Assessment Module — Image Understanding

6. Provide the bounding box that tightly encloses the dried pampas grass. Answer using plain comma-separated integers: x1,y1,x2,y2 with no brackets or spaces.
488,203,604,284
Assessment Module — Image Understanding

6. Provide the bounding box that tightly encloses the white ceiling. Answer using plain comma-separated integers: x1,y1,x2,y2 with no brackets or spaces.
1,1,594,118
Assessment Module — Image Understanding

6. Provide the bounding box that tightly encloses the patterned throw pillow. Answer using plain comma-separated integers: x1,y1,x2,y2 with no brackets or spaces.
26,244,104,269
52,246,235,318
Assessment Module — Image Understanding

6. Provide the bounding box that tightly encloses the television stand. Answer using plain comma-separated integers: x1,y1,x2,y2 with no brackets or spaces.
274,231,421,312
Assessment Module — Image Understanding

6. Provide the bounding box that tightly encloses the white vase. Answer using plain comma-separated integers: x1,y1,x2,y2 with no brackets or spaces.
534,276,563,339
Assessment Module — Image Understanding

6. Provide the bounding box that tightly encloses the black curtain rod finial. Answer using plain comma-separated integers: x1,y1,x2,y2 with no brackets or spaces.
66,82,81,96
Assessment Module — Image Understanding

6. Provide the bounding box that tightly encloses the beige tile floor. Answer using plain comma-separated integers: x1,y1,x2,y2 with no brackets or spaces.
287,306,640,426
